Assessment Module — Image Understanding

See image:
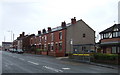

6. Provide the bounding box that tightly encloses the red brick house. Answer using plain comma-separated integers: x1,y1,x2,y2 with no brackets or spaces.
28,17,95,57
35,22,66,57
99,24,120,54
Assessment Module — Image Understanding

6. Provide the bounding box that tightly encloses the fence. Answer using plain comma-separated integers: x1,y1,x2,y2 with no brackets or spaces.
71,44,95,62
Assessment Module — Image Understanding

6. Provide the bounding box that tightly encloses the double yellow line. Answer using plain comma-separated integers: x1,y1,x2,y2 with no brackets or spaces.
73,54,90,56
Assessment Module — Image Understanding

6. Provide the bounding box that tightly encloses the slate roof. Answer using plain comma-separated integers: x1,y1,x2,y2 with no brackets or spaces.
2,42,12,44
99,24,120,34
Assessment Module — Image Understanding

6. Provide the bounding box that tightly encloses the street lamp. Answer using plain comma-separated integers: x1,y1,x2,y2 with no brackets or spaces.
8,30,14,42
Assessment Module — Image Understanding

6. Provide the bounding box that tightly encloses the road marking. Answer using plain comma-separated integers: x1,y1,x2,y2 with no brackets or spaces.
43,66,63,72
62,68,70,70
27,61,39,65
12,56,16,58
19,58,24,60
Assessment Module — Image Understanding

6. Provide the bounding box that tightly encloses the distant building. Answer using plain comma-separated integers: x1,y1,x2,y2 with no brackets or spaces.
13,32,25,50
99,24,120,54
2,42,12,51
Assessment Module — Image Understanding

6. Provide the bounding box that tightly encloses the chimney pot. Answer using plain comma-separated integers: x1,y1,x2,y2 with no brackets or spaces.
48,27,51,32
42,29,46,34
61,21,66,28
38,31,41,35
71,17,76,24
22,32,25,37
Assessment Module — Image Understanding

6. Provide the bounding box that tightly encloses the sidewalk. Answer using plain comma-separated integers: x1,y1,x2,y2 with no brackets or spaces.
24,53,118,69
59,57,118,69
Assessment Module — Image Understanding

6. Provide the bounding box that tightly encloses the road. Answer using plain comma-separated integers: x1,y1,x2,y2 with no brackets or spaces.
2,51,118,73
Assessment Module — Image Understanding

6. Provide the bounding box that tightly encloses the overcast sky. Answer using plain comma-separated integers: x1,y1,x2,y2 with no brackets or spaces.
0,0,119,45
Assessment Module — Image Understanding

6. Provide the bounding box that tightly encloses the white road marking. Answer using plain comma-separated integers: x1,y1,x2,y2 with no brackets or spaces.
12,56,16,58
43,66,63,72
19,58,24,60
27,61,39,65
62,68,70,70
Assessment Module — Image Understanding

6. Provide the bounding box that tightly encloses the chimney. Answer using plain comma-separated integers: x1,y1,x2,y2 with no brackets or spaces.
42,29,46,34
20,34,22,37
48,27,51,32
22,32,25,37
71,17,76,24
38,30,41,35
61,21,66,28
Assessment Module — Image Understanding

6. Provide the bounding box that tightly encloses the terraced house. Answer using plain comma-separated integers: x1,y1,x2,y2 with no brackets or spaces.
30,17,95,57
99,24,120,54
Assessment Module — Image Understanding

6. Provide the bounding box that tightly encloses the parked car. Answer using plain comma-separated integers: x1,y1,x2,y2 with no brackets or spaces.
9,49,14,52
16,49,24,54
10,49,17,53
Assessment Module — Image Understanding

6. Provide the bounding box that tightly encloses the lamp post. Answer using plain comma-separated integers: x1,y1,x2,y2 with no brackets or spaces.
8,30,14,42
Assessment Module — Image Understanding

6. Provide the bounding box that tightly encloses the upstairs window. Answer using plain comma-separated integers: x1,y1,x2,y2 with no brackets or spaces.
100,34,103,39
39,36,41,42
113,28,119,31
112,32,118,38
109,33,112,38
51,33,54,41
59,32,62,40
118,31,120,37
44,35,47,42
83,33,86,38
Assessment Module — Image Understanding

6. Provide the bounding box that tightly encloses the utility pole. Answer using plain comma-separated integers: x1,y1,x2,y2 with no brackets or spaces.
4,36,5,42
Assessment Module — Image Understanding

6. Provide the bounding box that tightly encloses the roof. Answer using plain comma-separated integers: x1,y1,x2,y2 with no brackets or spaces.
100,24,120,34
2,42,12,44
36,23,70,36
36,19,94,36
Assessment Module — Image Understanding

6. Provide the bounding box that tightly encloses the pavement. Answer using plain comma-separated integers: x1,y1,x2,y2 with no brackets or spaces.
2,51,118,73
59,57,118,69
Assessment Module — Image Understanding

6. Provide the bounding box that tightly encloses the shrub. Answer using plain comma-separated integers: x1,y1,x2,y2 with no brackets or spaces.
93,53,118,60
36,49,42,52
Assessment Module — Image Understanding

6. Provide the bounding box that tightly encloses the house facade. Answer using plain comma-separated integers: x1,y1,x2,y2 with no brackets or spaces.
30,22,67,57
66,17,95,54
14,17,95,57
29,17,95,56
99,24,120,54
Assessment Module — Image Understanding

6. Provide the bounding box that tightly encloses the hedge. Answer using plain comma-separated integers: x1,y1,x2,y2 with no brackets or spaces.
92,53,118,60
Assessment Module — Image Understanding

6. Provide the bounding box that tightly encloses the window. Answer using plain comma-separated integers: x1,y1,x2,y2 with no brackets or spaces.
113,28,119,31
48,44,51,51
112,47,117,53
44,35,47,42
100,34,103,39
109,33,112,38
59,32,62,40
39,45,41,49
83,34,86,38
113,32,118,38
51,43,54,51
104,33,109,38
39,37,41,42
117,47,120,53
51,33,54,41
44,44,46,50
59,43,62,51
118,32,120,37
55,44,58,50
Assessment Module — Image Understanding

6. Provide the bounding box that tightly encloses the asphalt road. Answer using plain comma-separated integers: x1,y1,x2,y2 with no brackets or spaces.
2,51,118,73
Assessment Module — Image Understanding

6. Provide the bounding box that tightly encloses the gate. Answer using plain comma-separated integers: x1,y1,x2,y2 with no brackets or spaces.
72,44,95,63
